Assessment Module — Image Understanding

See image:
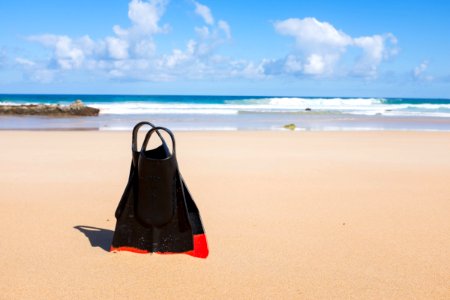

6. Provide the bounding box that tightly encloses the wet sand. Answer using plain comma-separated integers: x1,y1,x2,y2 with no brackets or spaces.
0,131,449,299
2,113,450,131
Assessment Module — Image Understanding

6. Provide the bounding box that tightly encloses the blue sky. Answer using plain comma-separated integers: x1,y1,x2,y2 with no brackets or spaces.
0,0,449,97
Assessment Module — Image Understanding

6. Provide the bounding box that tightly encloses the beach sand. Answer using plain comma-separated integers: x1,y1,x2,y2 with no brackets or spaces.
0,131,449,299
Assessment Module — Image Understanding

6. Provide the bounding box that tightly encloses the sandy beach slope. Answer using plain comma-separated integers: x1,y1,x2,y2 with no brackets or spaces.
0,131,449,299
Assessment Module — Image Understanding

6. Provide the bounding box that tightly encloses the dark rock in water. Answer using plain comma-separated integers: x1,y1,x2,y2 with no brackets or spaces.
0,99,100,116
305,108,312,111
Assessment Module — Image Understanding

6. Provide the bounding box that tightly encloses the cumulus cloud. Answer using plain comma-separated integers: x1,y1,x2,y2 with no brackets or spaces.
352,33,397,77
35,0,167,64
27,35,92,70
126,0,168,34
106,37,130,60
270,17,398,78
14,3,401,83
29,0,169,67
19,0,245,82
275,18,352,50
21,0,169,81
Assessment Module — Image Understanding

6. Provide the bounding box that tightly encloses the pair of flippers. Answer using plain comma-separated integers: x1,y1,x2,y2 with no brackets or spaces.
111,122,208,258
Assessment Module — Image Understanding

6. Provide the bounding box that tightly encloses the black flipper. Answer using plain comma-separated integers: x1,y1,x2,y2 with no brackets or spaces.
111,124,208,257
180,174,206,236
179,174,209,258
114,121,168,219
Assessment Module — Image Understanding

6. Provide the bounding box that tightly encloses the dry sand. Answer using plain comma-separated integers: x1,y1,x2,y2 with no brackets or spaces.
0,131,449,299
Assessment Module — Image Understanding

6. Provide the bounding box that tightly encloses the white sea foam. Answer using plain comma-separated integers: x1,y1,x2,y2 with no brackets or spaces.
3,97,449,118
91,98,387,115
89,98,450,118
0,101,29,105
228,97,384,107
92,102,239,115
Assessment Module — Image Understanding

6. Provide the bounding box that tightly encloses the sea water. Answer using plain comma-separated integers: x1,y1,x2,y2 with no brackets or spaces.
1,94,450,131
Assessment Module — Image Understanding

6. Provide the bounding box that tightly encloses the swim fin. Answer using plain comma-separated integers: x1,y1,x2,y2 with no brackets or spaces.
111,123,209,258
178,174,209,258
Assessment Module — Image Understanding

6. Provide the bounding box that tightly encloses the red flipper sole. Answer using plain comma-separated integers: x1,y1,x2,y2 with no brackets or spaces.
186,234,209,258
110,246,149,254
110,234,209,258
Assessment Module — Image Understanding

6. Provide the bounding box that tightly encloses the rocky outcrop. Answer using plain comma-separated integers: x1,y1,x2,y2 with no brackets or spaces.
0,100,100,116
283,123,296,130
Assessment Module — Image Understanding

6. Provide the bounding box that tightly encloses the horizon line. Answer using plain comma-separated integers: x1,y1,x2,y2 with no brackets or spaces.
0,93,449,100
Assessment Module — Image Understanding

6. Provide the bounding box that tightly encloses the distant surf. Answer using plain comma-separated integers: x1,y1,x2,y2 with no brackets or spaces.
1,94,450,118
1,94,450,131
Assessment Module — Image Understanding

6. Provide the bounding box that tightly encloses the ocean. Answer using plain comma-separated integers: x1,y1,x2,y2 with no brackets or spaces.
1,94,450,131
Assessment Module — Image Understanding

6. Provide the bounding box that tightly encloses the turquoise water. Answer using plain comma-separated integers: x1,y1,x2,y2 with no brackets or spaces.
1,94,450,117
1,94,450,130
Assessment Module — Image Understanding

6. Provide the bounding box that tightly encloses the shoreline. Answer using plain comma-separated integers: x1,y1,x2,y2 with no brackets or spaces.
2,128,450,132
1,113,450,131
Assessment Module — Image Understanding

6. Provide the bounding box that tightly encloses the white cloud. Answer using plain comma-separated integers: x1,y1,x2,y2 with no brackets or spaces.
15,56,57,83
218,20,231,39
303,54,326,75
104,0,169,58
194,1,214,25
275,18,351,50
28,0,169,64
412,60,433,81
128,0,168,34
272,17,398,78
134,39,157,57
15,3,402,83
195,26,210,39
229,59,266,79
28,34,90,70
23,0,170,81
156,1,232,75
352,33,397,77
163,40,195,68
15,57,36,67
414,61,428,77
19,0,242,82
284,55,302,73
106,37,129,59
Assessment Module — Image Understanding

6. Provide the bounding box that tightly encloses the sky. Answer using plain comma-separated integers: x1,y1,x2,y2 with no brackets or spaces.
0,0,449,97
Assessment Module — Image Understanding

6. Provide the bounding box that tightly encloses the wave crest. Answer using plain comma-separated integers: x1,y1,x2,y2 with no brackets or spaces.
226,97,385,107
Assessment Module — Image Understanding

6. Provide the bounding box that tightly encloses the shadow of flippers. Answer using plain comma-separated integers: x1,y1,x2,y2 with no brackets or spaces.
74,225,113,252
